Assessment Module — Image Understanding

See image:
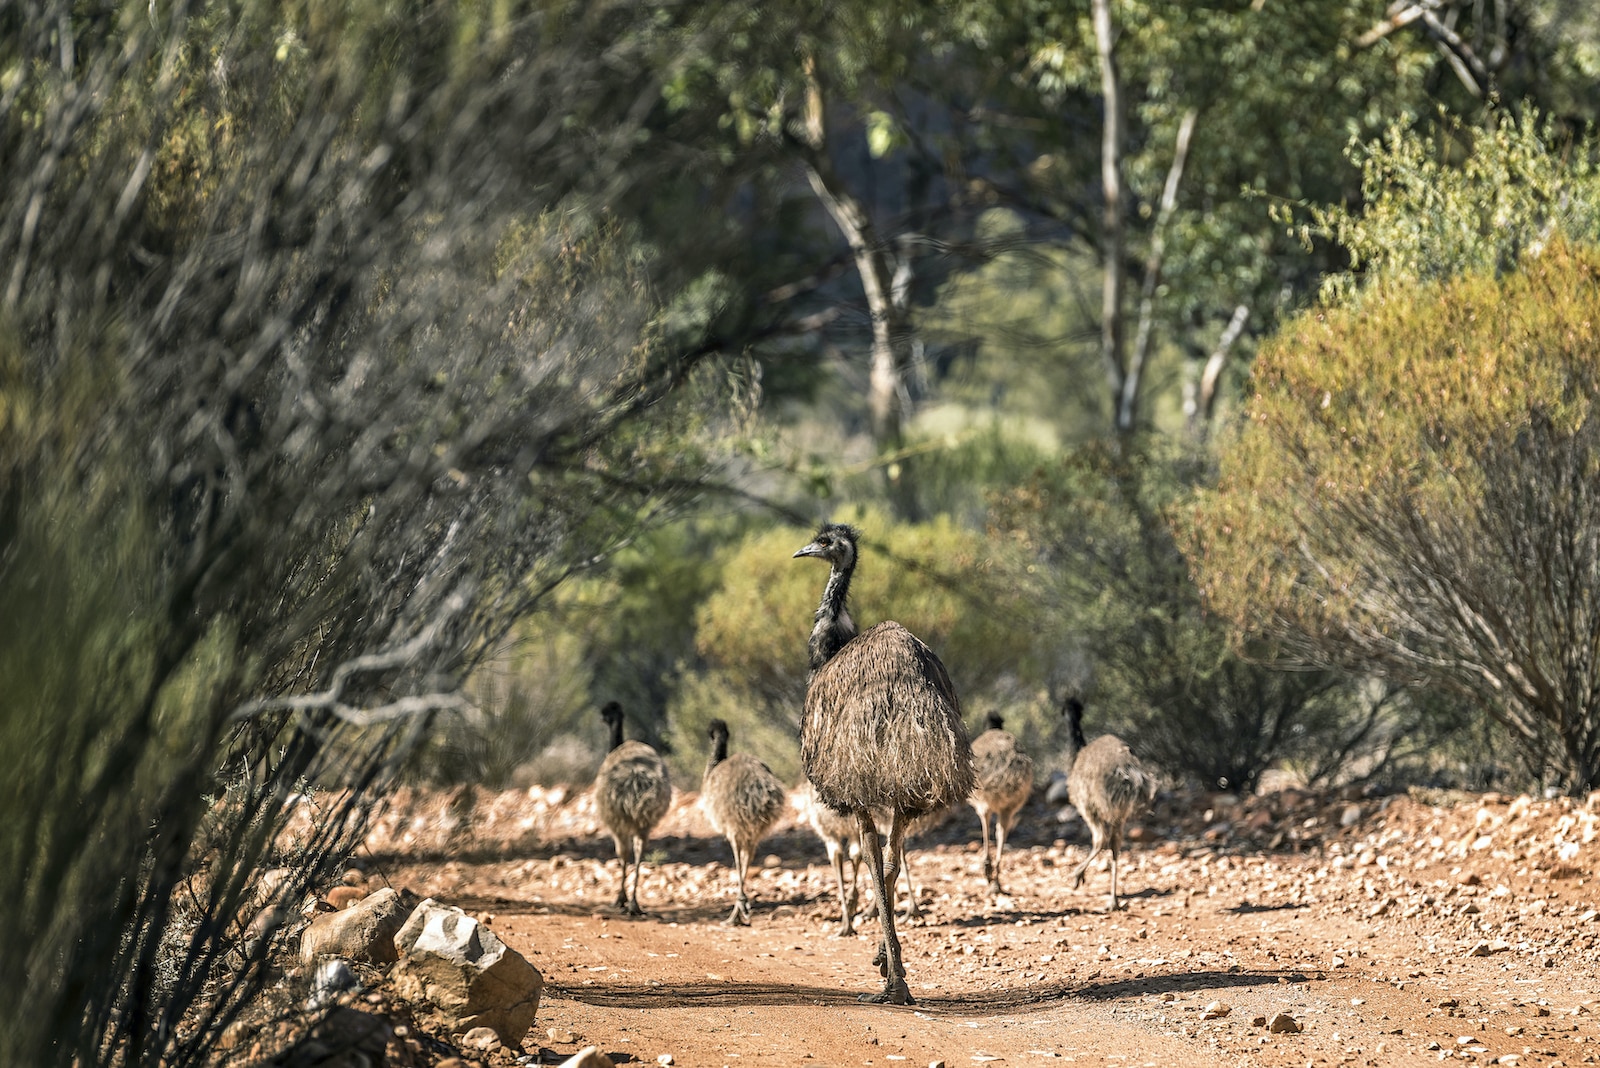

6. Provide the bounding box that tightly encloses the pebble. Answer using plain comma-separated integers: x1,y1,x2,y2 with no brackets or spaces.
1201,1001,1231,1020
1268,1012,1302,1034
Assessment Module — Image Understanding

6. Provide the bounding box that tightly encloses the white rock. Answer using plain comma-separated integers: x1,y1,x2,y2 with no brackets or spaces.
391,898,543,1047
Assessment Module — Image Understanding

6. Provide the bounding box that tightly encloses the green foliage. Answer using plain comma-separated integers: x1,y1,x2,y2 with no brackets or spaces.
993,442,1379,793
1306,110,1600,303
1187,239,1600,790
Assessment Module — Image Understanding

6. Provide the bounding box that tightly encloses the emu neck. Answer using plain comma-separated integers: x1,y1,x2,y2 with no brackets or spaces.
1065,702,1087,764
705,733,728,776
607,717,625,753
808,560,858,670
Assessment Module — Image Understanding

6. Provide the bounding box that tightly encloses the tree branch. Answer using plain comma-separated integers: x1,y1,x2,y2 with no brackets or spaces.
1120,106,1198,433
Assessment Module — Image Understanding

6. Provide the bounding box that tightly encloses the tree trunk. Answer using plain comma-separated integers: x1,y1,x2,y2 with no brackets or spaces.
800,56,918,516
1092,0,1126,436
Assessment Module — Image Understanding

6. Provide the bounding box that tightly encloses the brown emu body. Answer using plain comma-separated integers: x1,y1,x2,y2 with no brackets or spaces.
799,780,863,935
802,622,974,822
968,722,1035,893
594,736,672,915
1066,733,1155,910
701,751,786,925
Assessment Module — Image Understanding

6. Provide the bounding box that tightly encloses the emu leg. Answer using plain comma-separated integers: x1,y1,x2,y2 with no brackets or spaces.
857,812,912,1005
830,845,854,936
895,834,922,921
611,835,630,909
625,835,647,916
1108,833,1122,911
728,842,752,925
979,811,994,886
1070,827,1104,891
992,814,1010,894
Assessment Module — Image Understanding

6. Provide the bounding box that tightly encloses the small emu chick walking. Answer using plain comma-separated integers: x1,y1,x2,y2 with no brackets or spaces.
1063,698,1156,910
968,712,1035,894
795,523,974,1004
593,702,672,916
798,780,862,935
700,718,787,925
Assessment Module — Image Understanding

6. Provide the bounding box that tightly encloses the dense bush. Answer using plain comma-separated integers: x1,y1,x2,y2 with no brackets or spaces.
994,443,1388,794
1186,240,1600,791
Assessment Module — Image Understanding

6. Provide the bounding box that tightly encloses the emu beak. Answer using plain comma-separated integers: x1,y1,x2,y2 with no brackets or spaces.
793,542,823,559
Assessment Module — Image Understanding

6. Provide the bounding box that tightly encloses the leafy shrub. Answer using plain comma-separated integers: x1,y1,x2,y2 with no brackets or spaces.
1186,240,1600,791
995,442,1383,793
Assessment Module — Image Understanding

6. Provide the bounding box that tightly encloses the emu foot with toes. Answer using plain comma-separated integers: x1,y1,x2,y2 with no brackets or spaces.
858,979,914,1005
725,900,752,926
623,900,646,917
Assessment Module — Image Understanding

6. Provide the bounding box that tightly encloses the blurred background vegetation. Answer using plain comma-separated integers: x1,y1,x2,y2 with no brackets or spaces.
6,0,1600,1061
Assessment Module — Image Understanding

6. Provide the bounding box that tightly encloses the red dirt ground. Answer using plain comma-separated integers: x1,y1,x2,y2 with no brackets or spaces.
282,781,1600,1067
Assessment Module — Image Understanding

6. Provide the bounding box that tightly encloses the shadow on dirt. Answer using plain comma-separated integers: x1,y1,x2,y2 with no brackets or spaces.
549,968,1309,1015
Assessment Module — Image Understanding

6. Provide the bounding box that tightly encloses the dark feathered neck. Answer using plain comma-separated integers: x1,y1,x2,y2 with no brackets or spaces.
607,715,625,753
808,558,858,670
1064,698,1086,762
706,732,729,775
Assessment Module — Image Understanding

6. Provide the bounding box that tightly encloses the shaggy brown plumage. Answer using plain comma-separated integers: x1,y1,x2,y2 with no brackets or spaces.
700,719,787,925
795,523,974,1005
593,702,672,916
1063,698,1156,910
969,712,1035,893
798,780,862,935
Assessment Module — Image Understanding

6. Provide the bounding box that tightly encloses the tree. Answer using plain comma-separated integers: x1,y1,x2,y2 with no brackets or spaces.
0,2,765,1063
1185,238,1600,791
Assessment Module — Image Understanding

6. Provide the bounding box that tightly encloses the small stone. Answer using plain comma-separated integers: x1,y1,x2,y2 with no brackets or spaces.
1341,803,1362,827
1201,1001,1231,1020
549,1028,580,1044
657,1055,675,1066
306,958,360,1009
559,1048,615,1068
341,868,367,887
931,1062,947,1068
1268,1012,1301,1034
463,1026,502,1051
1252,1015,1268,1028
323,885,368,911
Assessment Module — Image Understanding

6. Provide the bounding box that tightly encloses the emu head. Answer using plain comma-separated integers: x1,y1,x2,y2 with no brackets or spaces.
792,522,859,570
706,717,730,741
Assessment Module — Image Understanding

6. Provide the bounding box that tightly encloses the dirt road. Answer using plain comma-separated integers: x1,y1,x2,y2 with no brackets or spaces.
369,786,1600,1067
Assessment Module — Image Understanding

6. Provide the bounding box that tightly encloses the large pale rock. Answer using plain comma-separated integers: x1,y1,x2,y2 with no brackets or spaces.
391,899,543,1046
299,886,410,964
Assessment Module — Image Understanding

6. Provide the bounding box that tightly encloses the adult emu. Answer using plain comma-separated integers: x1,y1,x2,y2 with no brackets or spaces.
700,718,786,925
593,702,672,916
794,522,973,1004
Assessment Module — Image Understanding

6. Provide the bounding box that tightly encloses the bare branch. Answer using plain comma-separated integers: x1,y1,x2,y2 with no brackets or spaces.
1121,107,1198,433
